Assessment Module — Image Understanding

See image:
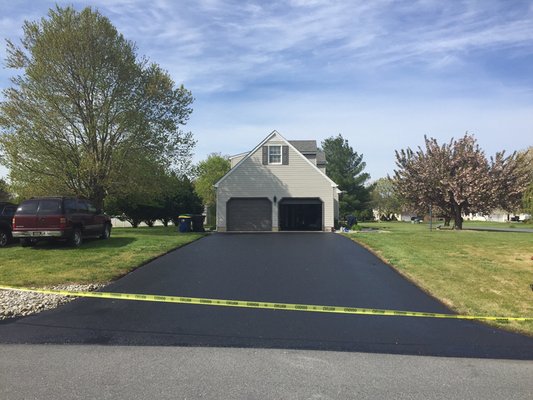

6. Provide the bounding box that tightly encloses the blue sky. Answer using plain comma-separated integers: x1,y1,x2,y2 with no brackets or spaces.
1,0,532,180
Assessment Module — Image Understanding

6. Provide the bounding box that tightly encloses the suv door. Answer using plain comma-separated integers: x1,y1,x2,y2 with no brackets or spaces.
64,198,81,230
85,200,102,235
76,200,92,235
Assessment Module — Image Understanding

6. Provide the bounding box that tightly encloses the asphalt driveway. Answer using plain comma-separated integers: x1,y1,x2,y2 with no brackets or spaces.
1,233,533,359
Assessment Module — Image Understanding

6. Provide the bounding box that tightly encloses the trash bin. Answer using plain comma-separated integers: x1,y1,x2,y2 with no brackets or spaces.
178,215,192,233
190,215,205,232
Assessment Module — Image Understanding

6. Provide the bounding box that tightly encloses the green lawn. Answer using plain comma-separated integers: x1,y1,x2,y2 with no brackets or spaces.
463,220,532,229
345,222,533,335
0,227,205,287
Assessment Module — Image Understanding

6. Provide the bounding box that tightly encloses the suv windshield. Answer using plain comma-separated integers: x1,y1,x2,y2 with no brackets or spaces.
37,199,63,215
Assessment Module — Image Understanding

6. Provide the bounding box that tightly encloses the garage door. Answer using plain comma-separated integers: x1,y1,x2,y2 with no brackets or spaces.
227,198,272,231
279,198,323,231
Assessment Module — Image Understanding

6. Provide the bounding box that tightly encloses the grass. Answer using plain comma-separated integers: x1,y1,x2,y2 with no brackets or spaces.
0,227,205,287
463,220,532,229
345,222,533,335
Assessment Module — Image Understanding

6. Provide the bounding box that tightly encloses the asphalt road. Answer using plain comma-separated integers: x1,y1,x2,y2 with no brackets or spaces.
1,233,533,359
2,345,533,400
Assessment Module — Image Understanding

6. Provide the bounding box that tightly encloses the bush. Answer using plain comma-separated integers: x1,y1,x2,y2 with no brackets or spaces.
354,209,375,222
351,224,362,231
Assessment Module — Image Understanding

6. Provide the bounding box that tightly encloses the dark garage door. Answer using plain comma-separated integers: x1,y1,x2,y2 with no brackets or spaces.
227,198,272,231
279,198,322,231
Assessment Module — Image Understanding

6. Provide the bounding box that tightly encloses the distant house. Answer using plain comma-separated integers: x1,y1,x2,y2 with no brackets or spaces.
215,130,340,231
371,210,532,224
464,210,531,223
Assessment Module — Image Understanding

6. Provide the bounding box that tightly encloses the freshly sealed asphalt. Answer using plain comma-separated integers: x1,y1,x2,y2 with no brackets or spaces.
1,233,533,359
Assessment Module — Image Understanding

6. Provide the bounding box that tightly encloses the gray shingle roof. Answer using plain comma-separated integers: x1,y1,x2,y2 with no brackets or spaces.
289,140,317,154
316,150,327,165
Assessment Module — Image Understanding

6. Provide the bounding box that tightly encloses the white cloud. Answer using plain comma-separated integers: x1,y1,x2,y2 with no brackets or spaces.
1,0,532,179
5,0,518,97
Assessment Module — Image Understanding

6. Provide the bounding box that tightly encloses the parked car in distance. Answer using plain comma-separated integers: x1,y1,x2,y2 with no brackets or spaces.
0,202,18,247
12,197,112,247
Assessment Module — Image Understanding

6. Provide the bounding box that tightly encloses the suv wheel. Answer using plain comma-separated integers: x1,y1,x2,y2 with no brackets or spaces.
70,228,82,247
100,224,111,240
0,229,9,247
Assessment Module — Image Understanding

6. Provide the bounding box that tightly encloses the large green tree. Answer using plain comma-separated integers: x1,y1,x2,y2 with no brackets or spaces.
0,178,12,202
394,134,529,229
194,153,230,225
107,174,202,228
105,157,169,227
370,177,402,220
321,134,371,218
0,6,194,208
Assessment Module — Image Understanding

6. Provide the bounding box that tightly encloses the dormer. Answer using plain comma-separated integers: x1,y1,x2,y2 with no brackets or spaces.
288,140,327,174
228,135,327,174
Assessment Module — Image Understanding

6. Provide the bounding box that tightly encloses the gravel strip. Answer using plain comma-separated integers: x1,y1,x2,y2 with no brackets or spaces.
0,284,106,320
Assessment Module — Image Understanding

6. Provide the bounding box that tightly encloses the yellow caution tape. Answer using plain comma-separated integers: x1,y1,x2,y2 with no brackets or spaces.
0,285,531,322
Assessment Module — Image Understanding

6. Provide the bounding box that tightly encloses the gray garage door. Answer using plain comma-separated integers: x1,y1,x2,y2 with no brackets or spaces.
227,198,272,231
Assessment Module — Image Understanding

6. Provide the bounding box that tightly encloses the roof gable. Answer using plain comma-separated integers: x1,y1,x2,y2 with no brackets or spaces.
214,130,338,188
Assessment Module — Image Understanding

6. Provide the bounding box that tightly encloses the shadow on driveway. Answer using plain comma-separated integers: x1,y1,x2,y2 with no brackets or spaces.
20,237,136,250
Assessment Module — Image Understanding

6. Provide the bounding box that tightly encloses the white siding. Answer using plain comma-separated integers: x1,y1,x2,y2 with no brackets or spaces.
217,132,338,231
230,153,248,168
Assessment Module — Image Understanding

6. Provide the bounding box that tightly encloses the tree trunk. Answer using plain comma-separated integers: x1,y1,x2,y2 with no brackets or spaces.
130,218,141,228
453,205,463,230
91,184,106,211
444,205,454,226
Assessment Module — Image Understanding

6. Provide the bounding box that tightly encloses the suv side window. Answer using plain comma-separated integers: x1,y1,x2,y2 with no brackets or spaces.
64,199,77,214
2,206,17,217
38,199,62,215
87,202,97,214
78,200,89,214
17,200,39,215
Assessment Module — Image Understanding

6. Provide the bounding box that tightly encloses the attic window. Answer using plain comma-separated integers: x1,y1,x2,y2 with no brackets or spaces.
268,146,282,164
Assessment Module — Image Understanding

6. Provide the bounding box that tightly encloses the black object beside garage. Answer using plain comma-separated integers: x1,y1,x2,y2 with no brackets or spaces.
279,198,322,231
227,198,272,231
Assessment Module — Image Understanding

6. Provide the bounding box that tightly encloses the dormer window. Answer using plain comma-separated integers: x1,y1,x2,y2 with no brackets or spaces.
262,144,288,165
268,145,282,164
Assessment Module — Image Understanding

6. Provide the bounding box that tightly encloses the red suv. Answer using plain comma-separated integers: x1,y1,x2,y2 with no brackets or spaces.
12,197,112,247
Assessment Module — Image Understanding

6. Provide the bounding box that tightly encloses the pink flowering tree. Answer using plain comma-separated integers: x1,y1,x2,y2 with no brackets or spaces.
394,134,528,229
